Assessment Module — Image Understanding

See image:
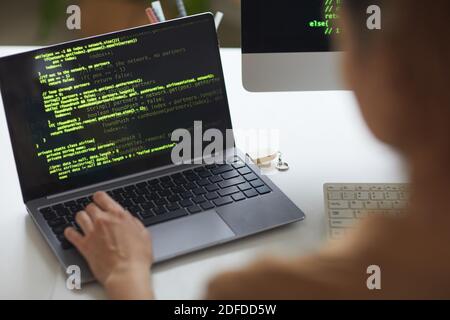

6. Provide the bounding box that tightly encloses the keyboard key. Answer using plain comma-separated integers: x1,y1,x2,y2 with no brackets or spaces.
199,171,212,178
250,179,265,188
205,192,219,200
328,192,342,200
187,205,202,214
185,182,197,190
231,192,246,201
167,194,182,203
350,201,364,209
180,199,194,207
244,173,258,181
192,187,207,196
244,189,258,198
200,201,215,210
218,186,240,197
329,210,355,219
153,206,168,215
330,219,355,229
232,161,246,169
222,170,239,180
48,217,66,227
181,191,193,199
209,175,223,183
192,196,206,204
166,203,181,211
237,167,251,175
197,179,211,187
141,209,188,227
237,183,252,191
256,186,271,195
154,198,168,206
329,201,349,209
206,184,219,192
213,196,233,207
211,165,233,175
218,177,246,189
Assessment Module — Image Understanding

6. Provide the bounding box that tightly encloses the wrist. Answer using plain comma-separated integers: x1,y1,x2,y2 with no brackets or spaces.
104,264,154,300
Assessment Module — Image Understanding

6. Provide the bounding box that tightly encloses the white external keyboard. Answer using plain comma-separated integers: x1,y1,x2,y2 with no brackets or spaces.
324,183,410,240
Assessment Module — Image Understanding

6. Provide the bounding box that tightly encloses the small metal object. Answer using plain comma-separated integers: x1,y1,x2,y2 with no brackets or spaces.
275,152,289,171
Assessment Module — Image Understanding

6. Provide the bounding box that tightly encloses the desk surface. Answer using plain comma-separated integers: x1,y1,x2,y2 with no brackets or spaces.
0,47,407,299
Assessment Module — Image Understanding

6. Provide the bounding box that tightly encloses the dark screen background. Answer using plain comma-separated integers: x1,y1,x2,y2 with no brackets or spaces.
0,14,232,202
242,0,340,53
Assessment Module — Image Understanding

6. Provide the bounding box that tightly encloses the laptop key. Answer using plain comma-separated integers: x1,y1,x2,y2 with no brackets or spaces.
141,209,188,227
192,196,206,204
153,206,168,215
232,161,246,169
244,173,258,181
211,164,233,175
232,192,246,202
222,170,239,180
48,217,66,227
256,186,271,195
205,192,219,200
206,184,219,192
218,176,246,189
197,178,210,186
166,203,181,211
192,187,207,196
238,167,252,175
187,205,202,214
181,191,193,199
199,171,212,178
244,189,259,198
180,199,194,207
213,196,233,207
250,179,265,188
200,201,215,210
218,186,240,197
237,182,252,191
209,175,223,183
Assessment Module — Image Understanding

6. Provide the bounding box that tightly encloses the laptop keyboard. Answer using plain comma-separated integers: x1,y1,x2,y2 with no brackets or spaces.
39,157,272,250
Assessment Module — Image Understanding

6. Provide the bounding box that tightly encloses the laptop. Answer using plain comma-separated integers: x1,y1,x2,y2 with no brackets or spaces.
0,14,305,283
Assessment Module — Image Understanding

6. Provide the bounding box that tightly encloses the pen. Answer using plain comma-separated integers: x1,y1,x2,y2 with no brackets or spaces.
152,1,166,22
145,7,159,24
175,0,187,17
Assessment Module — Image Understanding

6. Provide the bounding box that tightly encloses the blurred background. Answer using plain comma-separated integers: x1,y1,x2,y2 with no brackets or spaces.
0,0,241,47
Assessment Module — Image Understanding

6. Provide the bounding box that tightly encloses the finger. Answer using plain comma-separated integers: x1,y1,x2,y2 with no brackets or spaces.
85,202,105,221
93,191,124,215
133,216,146,232
75,210,94,234
64,227,85,253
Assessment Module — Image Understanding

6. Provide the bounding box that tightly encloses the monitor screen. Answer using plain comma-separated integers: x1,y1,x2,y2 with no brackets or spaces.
242,0,342,53
0,14,232,201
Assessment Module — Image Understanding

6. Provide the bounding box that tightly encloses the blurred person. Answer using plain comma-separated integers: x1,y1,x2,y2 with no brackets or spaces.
64,0,450,299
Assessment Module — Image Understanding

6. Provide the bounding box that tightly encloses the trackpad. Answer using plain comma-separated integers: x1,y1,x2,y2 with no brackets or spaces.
149,210,235,262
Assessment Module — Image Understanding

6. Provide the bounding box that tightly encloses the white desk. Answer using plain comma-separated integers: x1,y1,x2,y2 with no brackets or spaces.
0,47,407,299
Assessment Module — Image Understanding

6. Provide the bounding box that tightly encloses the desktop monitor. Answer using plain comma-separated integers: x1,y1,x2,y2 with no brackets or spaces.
241,0,346,92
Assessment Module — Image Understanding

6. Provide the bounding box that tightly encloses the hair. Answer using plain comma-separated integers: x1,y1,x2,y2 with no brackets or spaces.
344,0,450,140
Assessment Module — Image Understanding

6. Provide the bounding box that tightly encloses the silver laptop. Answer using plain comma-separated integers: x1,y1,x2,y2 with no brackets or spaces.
0,14,305,283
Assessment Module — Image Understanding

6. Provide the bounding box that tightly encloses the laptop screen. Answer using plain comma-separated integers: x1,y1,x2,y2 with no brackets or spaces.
0,14,232,202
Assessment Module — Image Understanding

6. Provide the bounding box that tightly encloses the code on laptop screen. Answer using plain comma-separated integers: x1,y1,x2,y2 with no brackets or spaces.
0,14,231,201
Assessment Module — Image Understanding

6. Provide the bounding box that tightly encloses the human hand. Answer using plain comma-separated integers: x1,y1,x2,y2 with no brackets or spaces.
64,191,154,299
